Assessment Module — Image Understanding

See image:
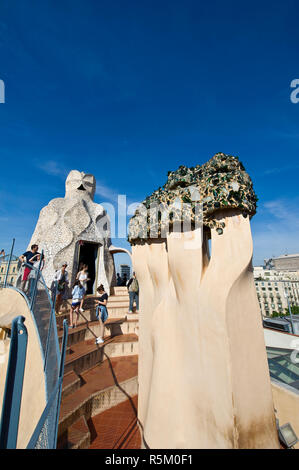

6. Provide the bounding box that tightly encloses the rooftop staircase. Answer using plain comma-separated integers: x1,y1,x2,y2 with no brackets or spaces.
56,286,141,449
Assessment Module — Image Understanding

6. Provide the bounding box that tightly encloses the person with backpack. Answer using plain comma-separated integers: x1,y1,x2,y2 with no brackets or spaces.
127,272,139,314
53,262,69,314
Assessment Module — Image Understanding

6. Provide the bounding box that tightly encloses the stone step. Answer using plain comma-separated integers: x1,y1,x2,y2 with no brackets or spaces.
58,318,139,347
58,415,91,450
88,396,141,449
55,302,134,327
55,308,128,329
69,415,91,449
57,295,129,311
62,370,81,400
126,312,139,321
106,307,133,319
64,334,138,376
58,355,138,441
111,286,128,296
102,302,129,311
83,295,129,306
122,319,139,336
107,295,129,303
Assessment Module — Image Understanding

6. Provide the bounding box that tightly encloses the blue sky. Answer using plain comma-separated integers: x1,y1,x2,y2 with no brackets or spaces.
0,0,299,268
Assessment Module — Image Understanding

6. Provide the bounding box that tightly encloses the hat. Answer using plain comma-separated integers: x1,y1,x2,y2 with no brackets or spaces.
62,262,68,266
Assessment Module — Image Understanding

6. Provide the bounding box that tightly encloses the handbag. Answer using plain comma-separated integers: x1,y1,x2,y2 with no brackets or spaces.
57,273,66,292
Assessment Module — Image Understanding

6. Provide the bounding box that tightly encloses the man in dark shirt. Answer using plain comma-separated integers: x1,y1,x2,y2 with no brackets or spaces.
127,272,139,314
95,284,109,344
19,244,40,291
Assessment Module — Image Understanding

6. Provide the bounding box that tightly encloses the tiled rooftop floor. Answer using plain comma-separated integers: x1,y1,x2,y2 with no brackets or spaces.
60,355,138,421
88,395,141,449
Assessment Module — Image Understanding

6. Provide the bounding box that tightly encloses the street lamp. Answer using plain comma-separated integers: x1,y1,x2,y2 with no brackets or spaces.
284,288,295,335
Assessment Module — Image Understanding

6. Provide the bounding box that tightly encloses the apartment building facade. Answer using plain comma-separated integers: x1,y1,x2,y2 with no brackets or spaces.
0,256,20,287
254,266,299,317
120,264,131,280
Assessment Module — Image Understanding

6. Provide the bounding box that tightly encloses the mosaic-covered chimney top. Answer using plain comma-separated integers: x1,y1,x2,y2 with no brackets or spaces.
128,152,258,242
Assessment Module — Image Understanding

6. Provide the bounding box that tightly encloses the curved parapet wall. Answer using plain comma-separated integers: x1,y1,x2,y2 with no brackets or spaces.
129,153,279,449
0,288,46,448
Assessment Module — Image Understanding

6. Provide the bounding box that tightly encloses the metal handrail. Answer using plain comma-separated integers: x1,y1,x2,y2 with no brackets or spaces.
26,319,68,449
0,239,68,449
0,316,28,449
3,238,15,288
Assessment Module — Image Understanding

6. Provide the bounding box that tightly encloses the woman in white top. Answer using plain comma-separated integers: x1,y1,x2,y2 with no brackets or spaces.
76,264,90,312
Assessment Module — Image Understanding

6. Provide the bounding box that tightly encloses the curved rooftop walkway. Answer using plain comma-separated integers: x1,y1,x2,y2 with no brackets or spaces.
56,286,141,449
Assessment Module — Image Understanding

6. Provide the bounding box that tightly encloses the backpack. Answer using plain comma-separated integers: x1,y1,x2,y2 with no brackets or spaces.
130,278,139,293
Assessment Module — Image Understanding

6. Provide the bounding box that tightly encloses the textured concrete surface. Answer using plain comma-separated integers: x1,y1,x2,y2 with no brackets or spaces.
132,211,280,449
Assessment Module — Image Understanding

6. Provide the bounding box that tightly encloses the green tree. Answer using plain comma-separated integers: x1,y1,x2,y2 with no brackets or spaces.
271,311,285,318
284,305,299,315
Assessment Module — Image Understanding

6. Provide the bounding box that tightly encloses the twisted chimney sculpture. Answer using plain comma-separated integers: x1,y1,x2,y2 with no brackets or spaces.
128,152,279,449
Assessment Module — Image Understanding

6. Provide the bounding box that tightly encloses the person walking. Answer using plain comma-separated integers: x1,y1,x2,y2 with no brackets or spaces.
116,273,122,286
70,280,86,329
121,273,127,286
76,264,90,312
28,253,45,299
19,244,40,292
127,272,139,314
53,263,69,315
95,284,108,344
